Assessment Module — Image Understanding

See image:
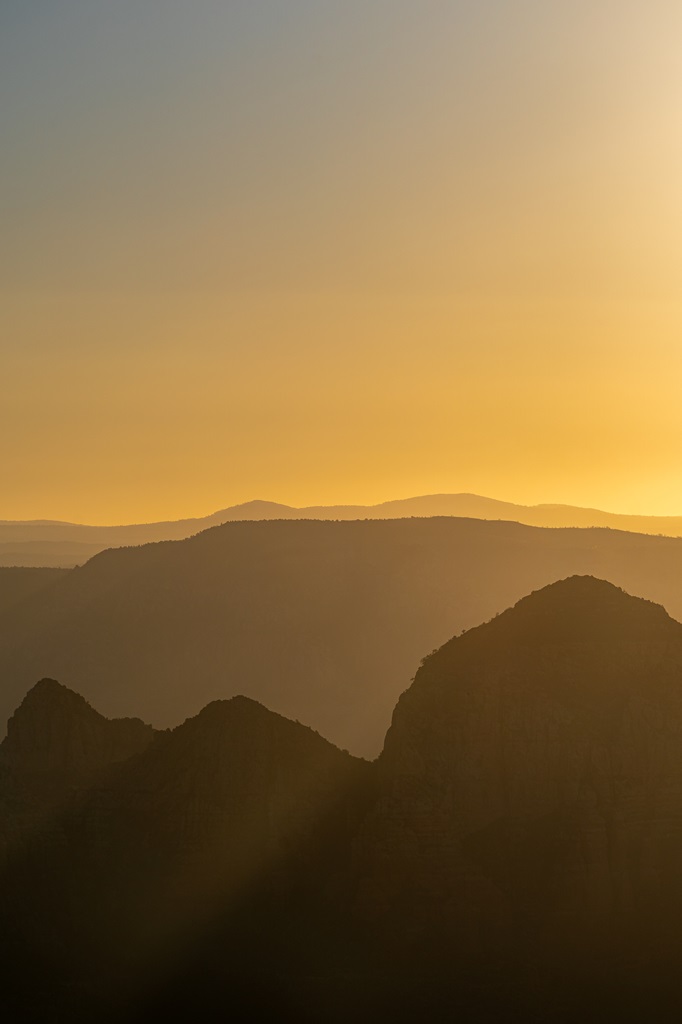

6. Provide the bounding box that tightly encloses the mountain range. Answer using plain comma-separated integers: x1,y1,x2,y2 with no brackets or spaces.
4,577,682,1020
5,516,682,757
3,492,682,567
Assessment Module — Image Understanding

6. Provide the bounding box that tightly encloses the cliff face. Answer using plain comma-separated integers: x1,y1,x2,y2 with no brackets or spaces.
355,576,682,959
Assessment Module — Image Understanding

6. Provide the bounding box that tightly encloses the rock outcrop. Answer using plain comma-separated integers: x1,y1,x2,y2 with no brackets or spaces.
2,677,154,775
0,678,155,856
355,576,682,970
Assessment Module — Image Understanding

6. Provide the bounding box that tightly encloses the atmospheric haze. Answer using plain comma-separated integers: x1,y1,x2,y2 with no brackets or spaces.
2,1,682,523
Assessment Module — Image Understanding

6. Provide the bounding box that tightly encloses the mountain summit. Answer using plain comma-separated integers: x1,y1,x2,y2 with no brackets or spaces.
421,574,680,670
358,576,682,960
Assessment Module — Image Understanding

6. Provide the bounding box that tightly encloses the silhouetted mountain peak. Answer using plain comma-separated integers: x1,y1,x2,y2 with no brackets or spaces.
401,577,682,726
505,573,672,626
355,577,682,976
159,694,355,775
197,693,276,721
428,576,679,666
214,499,293,519
1,678,155,776
4,677,106,752
14,675,96,714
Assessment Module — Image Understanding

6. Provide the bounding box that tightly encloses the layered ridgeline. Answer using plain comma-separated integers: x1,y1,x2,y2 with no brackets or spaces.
5,578,682,1019
0,682,372,1021
5,519,682,756
4,493,682,568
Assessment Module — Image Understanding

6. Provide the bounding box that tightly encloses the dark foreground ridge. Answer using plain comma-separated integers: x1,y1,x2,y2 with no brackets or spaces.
5,576,682,1020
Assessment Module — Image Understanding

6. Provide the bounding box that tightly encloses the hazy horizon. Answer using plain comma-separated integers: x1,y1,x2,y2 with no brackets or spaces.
3,1,682,523
5,488,682,528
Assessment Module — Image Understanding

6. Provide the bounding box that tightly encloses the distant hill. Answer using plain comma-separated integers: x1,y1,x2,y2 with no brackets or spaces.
6,517,682,756
3,493,682,567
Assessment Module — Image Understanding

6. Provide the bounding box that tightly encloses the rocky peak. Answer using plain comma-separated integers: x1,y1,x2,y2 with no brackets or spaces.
357,577,682,951
1,677,155,777
126,693,368,813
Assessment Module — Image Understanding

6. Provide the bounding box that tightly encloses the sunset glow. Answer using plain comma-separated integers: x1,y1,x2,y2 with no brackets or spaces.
2,2,681,523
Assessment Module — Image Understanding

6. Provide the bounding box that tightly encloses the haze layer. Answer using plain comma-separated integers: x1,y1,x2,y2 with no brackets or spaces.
3,2,681,521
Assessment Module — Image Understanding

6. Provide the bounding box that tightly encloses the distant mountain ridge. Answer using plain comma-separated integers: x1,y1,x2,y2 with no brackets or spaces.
7,516,682,757
3,493,682,567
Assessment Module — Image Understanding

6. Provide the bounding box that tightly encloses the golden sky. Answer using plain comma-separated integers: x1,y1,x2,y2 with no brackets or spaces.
2,2,681,524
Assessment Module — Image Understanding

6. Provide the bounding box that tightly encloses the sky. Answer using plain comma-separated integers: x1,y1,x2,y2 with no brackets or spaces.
2,1,682,524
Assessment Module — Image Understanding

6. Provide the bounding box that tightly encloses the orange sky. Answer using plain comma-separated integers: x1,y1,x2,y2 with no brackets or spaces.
2,2,682,524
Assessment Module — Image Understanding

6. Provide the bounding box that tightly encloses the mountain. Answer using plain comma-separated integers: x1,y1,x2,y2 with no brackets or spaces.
6,517,682,757
0,684,371,1021
0,678,155,857
6,580,682,1019
1,677,154,777
6,516,682,757
354,576,682,1010
4,493,682,567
